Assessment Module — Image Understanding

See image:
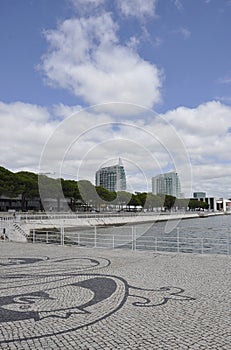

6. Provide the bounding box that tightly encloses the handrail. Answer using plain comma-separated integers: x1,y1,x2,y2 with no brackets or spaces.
27,226,230,256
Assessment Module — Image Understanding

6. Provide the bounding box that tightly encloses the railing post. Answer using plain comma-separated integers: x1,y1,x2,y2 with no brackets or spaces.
78,232,80,246
2,227,6,241
60,225,64,246
227,236,230,256
112,234,115,249
177,227,180,253
94,226,97,248
155,237,157,252
131,226,134,251
46,231,48,244
33,229,35,244
201,238,204,255
134,226,136,252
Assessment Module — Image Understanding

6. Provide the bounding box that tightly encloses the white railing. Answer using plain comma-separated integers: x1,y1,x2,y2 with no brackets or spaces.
27,226,230,256
0,211,203,222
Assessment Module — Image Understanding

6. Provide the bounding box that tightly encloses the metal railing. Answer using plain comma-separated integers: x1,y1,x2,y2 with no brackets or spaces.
27,226,230,256
0,210,212,222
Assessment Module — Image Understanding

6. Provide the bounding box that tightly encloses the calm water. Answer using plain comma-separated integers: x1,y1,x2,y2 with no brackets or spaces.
78,214,231,254
34,214,231,255
134,214,231,254
143,214,230,238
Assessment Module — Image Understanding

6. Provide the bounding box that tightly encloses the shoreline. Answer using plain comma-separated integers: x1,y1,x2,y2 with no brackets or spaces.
1,211,229,242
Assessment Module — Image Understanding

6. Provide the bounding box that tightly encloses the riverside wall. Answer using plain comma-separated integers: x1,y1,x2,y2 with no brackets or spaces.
1,211,226,242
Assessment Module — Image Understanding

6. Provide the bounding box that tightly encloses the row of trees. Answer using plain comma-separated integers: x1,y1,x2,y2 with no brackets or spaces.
0,166,208,211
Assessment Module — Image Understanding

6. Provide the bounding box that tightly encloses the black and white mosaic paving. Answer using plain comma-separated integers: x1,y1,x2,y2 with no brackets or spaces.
0,255,195,344
0,243,230,350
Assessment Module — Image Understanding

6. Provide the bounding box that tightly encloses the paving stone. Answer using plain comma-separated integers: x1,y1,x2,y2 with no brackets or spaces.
0,241,230,349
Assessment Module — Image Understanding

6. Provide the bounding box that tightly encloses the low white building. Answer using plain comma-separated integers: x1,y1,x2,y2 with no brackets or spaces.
194,196,231,212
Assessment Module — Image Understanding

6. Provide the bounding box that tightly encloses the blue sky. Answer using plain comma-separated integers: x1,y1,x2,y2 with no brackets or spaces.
0,0,231,197
1,0,231,110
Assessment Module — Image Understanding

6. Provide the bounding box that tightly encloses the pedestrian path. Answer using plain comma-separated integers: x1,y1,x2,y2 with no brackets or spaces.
0,242,230,349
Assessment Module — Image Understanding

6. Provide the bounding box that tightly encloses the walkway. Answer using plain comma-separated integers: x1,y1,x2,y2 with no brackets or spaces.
0,242,230,349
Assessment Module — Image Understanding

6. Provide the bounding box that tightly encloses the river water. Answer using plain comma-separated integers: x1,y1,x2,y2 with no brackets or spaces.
133,214,231,254
35,214,231,255
76,214,231,255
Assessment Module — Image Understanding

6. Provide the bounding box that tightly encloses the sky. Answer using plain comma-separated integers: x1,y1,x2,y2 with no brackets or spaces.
0,0,231,198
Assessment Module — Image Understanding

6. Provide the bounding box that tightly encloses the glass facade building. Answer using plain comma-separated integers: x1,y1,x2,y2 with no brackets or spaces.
95,159,126,192
193,192,206,198
152,172,181,198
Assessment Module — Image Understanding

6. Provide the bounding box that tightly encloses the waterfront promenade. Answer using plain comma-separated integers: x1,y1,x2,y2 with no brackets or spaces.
0,211,226,243
0,241,230,349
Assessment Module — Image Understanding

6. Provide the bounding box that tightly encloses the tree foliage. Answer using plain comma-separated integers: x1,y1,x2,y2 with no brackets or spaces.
0,165,209,212
188,199,209,210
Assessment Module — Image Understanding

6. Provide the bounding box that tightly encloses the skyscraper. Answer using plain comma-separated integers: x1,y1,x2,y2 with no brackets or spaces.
95,158,126,192
152,172,181,198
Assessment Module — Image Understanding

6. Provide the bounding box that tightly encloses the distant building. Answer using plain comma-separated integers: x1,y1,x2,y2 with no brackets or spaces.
192,196,231,212
152,172,181,198
193,192,206,199
95,158,126,192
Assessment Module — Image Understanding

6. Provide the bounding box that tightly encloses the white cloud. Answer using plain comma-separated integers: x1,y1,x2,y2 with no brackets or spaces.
174,0,183,11
1,100,231,198
70,0,158,20
216,96,231,103
117,0,157,19
126,36,140,50
164,101,231,137
69,0,105,11
177,27,191,39
52,103,82,119
139,26,163,48
71,0,105,5
218,74,231,84
0,102,57,172
40,13,163,110
162,101,231,197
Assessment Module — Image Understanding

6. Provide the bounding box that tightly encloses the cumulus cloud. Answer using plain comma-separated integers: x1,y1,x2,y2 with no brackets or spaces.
218,74,231,84
69,0,105,12
174,0,183,11
70,0,157,19
117,0,157,19
0,102,56,172
52,103,82,119
71,0,105,5
40,13,163,109
163,101,231,197
216,96,231,103
1,100,231,198
176,27,191,39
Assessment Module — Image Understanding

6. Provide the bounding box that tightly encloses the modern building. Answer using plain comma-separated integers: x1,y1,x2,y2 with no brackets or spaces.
193,196,231,212
95,159,126,192
152,172,181,198
193,192,206,199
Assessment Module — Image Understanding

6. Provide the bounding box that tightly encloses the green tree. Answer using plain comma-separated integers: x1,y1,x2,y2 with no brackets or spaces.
0,167,21,197
15,171,39,210
144,193,164,210
174,198,189,210
164,195,176,210
96,186,116,202
188,199,209,210
135,192,147,207
128,194,142,208
115,191,132,207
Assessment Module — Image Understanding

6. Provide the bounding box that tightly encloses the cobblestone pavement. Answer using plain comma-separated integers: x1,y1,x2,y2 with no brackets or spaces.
0,242,230,349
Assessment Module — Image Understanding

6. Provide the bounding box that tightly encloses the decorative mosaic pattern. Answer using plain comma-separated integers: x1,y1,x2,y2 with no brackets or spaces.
0,243,229,350
0,256,195,345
